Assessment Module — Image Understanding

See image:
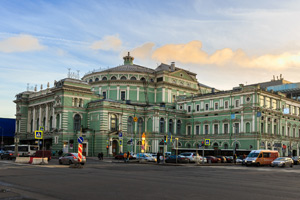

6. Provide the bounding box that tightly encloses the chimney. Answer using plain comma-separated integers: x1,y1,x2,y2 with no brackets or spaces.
171,62,175,71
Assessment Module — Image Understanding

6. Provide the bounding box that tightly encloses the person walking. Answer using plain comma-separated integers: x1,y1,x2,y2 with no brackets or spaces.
98,152,101,160
100,152,103,160
127,151,130,163
157,152,160,164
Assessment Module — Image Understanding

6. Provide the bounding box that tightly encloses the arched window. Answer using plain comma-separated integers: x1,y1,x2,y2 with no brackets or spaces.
36,118,39,130
120,76,127,80
235,143,239,149
102,77,107,81
187,143,191,148
140,77,145,81
246,122,251,133
74,114,81,132
111,114,117,131
56,114,60,129
89,79,93,83
95,78,99,81
159,118,165,133
138,118,144,134
176,120,181,134
111,76,117,80
169,119,173,134
130,76,136,80
224,143,228,149
127,117,133,134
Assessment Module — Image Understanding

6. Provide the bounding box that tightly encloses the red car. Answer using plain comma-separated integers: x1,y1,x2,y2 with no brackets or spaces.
205,156,219,163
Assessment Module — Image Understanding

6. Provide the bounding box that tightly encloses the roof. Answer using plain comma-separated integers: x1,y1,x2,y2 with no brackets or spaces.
99,64,155,74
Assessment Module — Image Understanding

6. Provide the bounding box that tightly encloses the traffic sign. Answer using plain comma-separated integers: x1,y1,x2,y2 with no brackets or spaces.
35,130,43,139
133,117,138,122
120,140,123,146
119,132,123,137
205,139,210,146
39,126,44,131
77,137,84,144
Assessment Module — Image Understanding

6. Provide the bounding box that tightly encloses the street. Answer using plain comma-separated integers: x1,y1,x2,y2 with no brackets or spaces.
0,158,300,200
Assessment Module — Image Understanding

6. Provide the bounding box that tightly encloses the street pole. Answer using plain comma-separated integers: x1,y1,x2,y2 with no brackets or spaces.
176,138,178,164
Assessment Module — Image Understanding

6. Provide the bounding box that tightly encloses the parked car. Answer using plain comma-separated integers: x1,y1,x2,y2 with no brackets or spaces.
0,149,4,156
225,156,233,163
271,157,293,168
205,156,219,163
292,156,300,165
114,153,135,160
180,152,197,163
136,153,156,162
216,156,227,163
165,155,189,163
59,153,86,165
151,153,163,161
0,150,16,160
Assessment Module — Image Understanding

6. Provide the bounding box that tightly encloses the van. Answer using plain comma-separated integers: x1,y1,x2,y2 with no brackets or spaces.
245,150,279,166
33,150,52,161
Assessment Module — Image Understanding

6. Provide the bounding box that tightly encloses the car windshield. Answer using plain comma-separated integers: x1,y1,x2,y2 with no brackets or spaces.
292,156,299,159
247,153,259,157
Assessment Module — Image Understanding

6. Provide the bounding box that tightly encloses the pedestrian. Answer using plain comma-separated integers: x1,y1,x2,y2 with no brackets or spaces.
100,152,103,160
98,152,101,160
234,154,237,164
123,152,127,163
58,149,63,157
157,152,160,164
127,151,130,162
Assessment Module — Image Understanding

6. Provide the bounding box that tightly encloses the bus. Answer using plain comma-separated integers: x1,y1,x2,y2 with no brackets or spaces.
4,145,38,156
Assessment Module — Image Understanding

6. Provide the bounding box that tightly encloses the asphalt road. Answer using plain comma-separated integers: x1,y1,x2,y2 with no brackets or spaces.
0,158,300,200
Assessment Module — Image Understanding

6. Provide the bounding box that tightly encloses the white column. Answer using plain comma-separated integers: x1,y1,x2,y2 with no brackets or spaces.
155,89,157,103
99,87,102,95
32,107,36,132
137,87,140,101
45,104,48,131
109,138,112,155
152,116,155,133
52,105,55,130
59,113,62,129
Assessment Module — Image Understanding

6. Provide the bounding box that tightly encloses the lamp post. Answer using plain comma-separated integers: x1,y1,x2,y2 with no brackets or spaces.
175,138,178,164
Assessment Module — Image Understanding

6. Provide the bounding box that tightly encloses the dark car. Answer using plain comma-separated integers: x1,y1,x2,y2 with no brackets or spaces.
292,156,300,165
1,150,15,160
205,156,219,163
216,156,227,163
114,153,135,160
165,155,189,163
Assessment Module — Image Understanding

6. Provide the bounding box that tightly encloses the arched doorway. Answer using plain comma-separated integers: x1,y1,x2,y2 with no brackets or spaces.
112,140,119,156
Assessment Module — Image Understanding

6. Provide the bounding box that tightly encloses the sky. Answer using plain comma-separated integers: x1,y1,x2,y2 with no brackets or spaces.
1,0,300,118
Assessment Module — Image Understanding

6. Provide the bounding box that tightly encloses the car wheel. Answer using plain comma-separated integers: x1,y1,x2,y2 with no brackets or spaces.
256,162,260,167
69,160,72,165
81,163,85,165
290,164,293,168
282,163,285,168
59,160,62,165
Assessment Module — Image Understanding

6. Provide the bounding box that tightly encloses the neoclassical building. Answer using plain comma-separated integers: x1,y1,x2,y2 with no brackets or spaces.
14,53,300,157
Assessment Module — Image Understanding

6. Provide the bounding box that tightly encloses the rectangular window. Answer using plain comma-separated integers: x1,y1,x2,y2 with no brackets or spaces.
157,77,163,82
187,126,191,135
214,124,218,134
103,91,107,99
224,124,229,134
172,95,176,103
235,100,240,107
293,128,296,137
282,126,285,136
224,101,229,109
196,125,200,135
204,125,209,135
288,127,290,137
274,125,277,135
188,106,191,112
196,105,200,112
205,104,209,111
215,102,219,110
121,91,126,101
234,123,239,134
54,136,59,144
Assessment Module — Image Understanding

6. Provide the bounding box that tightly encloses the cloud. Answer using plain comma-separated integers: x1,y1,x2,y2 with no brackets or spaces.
149,40,300,70
0,34,45,53
130,42,155,59
90,35,122,51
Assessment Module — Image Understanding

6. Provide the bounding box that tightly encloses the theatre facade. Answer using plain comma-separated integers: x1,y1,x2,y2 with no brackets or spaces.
14,53,300,157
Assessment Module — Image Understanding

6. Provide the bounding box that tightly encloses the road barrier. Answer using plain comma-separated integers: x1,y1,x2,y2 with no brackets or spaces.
31,158,48,165
15,157,30,164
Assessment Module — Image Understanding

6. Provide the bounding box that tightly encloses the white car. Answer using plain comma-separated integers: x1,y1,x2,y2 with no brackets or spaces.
179,152,196,162
136,153,157,162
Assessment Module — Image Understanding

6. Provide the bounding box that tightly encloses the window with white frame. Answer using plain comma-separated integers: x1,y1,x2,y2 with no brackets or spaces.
205,103,209,111
224,124,229,134
121,91,126,101
196,125,200,135
224,101,229,109
54,136,59,144
234,123,239,134
196,104,200,112
204,124,209,134
214,124,218,134
187,126,191,135
103,91,107,99
188,105,191,112
235,100,240,107
215,102,219,110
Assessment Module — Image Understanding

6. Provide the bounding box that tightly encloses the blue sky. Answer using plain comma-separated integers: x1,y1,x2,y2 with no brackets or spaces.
1,0,300,118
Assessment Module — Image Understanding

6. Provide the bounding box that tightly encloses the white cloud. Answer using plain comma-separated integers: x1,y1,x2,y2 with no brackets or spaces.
0,34,45,53
90,35,122,51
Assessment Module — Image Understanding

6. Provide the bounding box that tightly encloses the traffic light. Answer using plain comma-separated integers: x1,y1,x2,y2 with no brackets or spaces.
164,136,167,143
106,145,109,150
201,141,204,146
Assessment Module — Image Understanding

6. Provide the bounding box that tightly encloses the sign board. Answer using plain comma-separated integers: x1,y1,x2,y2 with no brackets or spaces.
205,139,210,146
119,140,123,146
77,136,84,144
34,130,43,139
119,132,123,138
39,126,44,131
257,112,261,117
231,114,235,119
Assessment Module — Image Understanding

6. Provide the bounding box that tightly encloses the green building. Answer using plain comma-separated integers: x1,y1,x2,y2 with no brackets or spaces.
14,53,300,157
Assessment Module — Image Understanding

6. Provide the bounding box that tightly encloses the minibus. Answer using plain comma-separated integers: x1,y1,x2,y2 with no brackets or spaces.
245,150,279,166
